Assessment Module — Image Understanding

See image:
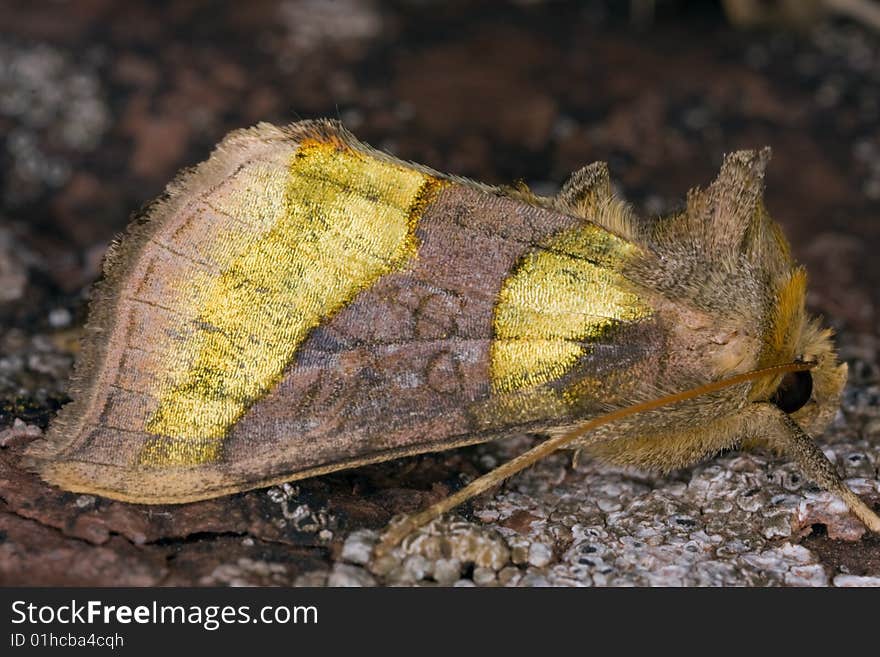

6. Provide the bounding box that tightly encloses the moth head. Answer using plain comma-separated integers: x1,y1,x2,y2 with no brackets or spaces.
702,149,849,435
755,260,846,434
772,320,847,435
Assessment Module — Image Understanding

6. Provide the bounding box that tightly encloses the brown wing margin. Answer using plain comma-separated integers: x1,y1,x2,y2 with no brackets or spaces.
25,123,297,467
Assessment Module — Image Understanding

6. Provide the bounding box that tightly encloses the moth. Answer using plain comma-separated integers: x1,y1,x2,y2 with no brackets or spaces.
25,120,880,549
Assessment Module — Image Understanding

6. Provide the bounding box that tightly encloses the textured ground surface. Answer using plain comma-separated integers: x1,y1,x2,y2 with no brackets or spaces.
1,0,879,586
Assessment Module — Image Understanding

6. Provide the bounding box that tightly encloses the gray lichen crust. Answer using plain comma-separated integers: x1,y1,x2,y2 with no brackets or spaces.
325,421,879,587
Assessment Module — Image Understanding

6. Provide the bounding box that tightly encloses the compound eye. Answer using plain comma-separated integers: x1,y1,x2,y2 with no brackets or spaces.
771,370,813,413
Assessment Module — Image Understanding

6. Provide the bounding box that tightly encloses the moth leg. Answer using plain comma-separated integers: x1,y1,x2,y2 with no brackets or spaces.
571,447,584,470
751,403,880,533
375,432,566,556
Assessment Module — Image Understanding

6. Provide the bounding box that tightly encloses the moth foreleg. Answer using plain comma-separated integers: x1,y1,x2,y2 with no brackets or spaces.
749,403,880,533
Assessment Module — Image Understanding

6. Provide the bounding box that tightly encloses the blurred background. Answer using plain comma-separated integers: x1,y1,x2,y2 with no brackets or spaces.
1,0,880,585
3,0,880,319
2,1,880,333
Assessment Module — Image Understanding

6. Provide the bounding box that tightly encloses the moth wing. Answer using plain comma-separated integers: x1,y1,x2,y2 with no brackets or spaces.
27,120,660,503
26,122,309,501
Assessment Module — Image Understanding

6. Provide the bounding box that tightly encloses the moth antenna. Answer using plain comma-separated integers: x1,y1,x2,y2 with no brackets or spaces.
375,360,815,556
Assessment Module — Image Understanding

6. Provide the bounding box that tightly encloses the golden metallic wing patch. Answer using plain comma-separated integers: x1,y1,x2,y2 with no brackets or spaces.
139,138,446,466
490,221,651,394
